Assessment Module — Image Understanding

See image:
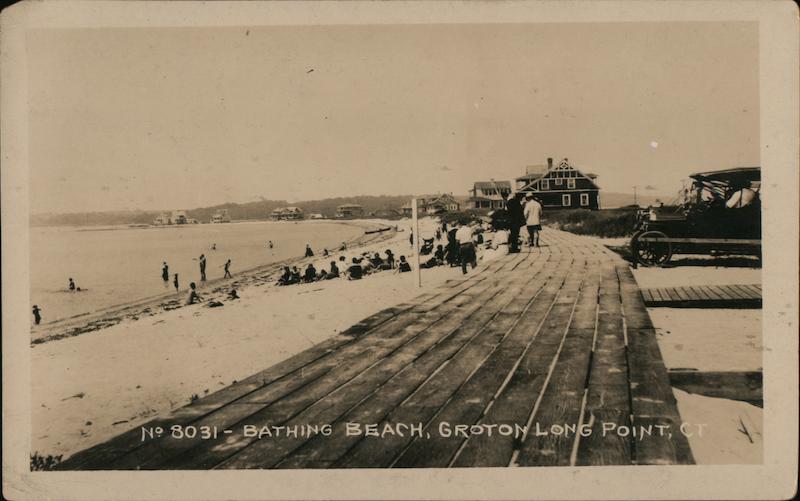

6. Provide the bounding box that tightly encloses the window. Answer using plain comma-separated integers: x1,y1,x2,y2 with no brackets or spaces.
567,178,576,189
562,194,571,206
555,178,563,186
541,179,549,190
580,193,590,206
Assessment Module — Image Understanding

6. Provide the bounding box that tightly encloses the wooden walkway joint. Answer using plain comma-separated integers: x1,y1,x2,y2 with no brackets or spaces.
641,284,761,308
58,229,694,470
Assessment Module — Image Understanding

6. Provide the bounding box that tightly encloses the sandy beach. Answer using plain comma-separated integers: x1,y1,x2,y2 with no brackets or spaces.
32,217,460,459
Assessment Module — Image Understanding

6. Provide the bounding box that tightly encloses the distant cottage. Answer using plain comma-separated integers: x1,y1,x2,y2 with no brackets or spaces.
516,158,600,209
469,181,512,210
336,204,365,219
401,194,461,217
271,207,304,221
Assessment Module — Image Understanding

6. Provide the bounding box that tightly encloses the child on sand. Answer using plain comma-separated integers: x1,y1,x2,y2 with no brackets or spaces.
173,273,179,291
187,282,202,305
305,244,314,257
398,256,412,273
347,258,363,280
32,305,42,325
223,259,232,279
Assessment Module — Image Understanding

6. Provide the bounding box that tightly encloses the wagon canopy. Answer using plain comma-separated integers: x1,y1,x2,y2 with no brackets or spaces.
689,167,760,184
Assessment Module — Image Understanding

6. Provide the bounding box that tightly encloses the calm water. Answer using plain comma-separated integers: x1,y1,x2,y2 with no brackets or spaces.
30,220,363,323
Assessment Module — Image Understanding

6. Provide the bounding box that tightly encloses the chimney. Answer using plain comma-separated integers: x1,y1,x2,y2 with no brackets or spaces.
547,157,553,169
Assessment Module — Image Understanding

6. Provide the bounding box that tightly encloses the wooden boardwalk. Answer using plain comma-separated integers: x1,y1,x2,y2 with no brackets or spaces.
641,284,762,308
58,229,693,469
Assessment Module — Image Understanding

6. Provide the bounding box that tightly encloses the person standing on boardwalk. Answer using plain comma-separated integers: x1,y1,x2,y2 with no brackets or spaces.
32,305,42,325
197,254,207,281
161,262,169,283
305,244,314,257
523,193,543,247
506,190,525,253
173,273,179,291
223,259,232,278
455,219,477,274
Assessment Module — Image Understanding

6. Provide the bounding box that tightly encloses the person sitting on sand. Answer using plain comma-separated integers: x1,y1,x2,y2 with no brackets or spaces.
328,261,340,278
385,249,395,269
339,242,347,251
371,252,384,268
347,257,363,280
291,266,301,283
228,289,240,300
397,255,412,273
187,282,202,305
303,263,317,283
68,278,76,291
32,305,42,325
277,266,295,286
305,244,314,257
323,248,329,257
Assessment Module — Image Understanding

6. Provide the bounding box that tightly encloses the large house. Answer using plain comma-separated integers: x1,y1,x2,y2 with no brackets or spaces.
517,157,600,209
469,181,512,210
335,204,364,219
401,193,461,217
270,207,304,220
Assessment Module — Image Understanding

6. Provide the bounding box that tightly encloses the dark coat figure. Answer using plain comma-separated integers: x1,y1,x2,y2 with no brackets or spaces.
347,258,363,280
305,245,314,257
409,231,414,247
223,259,232,279
385,250,395,268
303,264,317,283
445,228,460,266
162,262,169,282
68,278,76,291
398,256,412,273
173,273,179,291
328,262,340,278
228,289,240,300
32,305,42,325
199,254,207,281
506,195,525,253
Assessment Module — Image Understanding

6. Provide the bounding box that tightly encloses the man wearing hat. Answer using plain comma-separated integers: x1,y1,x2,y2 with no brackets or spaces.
505,188,525,253
523,193,543,247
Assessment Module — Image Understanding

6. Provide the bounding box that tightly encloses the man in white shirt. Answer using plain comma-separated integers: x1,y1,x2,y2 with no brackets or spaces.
455,221,477,274
523,194,543,247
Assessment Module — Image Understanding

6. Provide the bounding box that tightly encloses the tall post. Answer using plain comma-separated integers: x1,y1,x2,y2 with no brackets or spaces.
411,198,422,288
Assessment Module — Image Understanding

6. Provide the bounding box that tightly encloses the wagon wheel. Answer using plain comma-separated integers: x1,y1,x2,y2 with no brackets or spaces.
632,230,672,267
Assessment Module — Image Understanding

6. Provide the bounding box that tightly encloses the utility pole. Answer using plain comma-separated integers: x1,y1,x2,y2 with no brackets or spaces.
411,198,422,288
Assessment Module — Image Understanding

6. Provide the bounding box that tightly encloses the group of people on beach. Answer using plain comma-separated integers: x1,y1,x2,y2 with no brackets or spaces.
159,244,238,306
277,244,412,286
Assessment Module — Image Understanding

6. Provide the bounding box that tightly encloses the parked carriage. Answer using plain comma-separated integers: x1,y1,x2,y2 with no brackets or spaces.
630,167,761,267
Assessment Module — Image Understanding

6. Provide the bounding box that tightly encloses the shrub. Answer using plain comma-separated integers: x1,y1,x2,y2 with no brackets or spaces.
542,208,638,238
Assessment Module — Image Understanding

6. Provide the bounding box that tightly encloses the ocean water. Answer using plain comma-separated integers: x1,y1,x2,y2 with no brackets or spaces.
30,220,364,324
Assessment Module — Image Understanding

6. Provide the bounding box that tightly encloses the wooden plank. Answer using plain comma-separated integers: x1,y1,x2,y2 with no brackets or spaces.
222,268,552,469
678,286,702,301
454,280,594,467
708,285,733,301
575,279,631,466
626,328,694,465
637,237,761,245
272,276,548,469
392,278,582,468
334,270,574,468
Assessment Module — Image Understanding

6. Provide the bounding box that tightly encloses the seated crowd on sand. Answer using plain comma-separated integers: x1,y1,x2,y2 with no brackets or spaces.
276,247,414,286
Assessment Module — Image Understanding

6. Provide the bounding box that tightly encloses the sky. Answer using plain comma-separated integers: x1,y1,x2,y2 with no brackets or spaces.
27,22,759,214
